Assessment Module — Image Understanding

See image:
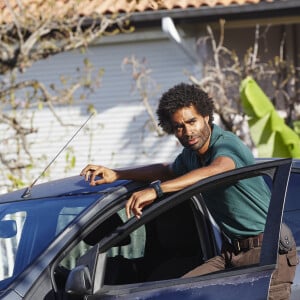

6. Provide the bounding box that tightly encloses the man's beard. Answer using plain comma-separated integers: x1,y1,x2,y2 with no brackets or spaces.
181,122,211,151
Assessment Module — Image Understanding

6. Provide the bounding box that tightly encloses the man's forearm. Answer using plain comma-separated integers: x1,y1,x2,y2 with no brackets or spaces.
160,156,235,194
115,163,175,183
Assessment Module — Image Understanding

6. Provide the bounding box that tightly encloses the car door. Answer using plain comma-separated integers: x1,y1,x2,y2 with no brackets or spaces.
65,158,292,300
283,161,300,299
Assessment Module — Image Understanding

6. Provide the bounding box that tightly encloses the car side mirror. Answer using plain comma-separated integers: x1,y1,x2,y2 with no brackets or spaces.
65,265,92,295
0,220,17,238
65,246,107,296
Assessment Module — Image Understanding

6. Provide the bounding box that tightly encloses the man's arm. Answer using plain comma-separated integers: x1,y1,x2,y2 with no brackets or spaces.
126,156,235,218
80,163,175,186
160,156,235,193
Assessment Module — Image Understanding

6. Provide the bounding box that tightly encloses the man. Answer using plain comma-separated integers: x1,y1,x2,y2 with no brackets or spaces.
81,83,297,300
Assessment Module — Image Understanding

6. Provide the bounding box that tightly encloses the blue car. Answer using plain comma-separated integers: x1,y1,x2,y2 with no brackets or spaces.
0,158,299,299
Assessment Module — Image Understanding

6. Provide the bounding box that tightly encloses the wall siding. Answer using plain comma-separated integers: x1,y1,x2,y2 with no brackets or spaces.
1,36,198,190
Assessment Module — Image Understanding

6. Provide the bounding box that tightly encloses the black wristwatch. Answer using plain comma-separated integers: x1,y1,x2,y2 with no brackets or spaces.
150,180,164,198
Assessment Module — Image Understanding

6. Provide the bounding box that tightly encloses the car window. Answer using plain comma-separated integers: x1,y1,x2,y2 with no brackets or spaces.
104,200,204,284
60,175,272,290
0,211,26,280
100,174,272,285
0,195,97,290
201,175,271,242
108,208,146,259
283,171,300,245
59,208,146,270
56,198,205,288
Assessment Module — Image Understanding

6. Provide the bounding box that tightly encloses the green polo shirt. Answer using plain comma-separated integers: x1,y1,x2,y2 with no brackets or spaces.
172,124,271,239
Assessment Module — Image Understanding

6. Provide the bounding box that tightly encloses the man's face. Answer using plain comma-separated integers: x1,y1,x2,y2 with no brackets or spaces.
171,105,211,154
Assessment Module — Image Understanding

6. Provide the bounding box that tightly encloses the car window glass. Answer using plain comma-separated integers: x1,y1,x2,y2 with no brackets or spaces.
201,175,271,243
56,207,87,234
59,208,146,270
0,211,26,280
284,171,300,245
56,207,93,269
102,200,203,285
108,208,145,259
0,195,96,290
56,198,204,289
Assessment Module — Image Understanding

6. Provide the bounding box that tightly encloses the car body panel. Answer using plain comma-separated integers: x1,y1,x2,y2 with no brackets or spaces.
0,176,130,203
88,270,273,300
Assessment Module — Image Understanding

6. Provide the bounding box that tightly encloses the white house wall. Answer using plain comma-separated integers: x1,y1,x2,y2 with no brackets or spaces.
1,35,199,190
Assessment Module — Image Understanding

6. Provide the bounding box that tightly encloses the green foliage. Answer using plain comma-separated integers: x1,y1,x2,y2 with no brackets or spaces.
294,121,300,135
6,174,26,190
65,147,76,173
240,76,300,158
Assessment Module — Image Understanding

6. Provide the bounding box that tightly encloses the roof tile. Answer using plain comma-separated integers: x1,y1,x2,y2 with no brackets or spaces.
0,0,275,24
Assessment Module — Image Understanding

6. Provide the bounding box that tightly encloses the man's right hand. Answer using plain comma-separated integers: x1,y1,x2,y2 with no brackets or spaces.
80,164,118,186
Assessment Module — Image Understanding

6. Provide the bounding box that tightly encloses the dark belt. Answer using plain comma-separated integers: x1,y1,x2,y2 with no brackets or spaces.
232,233,264,252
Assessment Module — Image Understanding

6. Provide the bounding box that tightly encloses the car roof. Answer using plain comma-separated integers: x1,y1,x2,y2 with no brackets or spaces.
0,176,130,203
1,158,299,203
256,158,300,169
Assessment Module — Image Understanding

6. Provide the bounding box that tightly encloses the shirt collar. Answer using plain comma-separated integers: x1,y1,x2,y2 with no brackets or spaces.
199,124,222,166
209,124,222,148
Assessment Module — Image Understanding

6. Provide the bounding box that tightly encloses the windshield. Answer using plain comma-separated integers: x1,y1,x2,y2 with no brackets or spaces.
0,194,97,290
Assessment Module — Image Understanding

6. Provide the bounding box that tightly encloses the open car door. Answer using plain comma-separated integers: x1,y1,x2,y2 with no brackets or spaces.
66,158,292,300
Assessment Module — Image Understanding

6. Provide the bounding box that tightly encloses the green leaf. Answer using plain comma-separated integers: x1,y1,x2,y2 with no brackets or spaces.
240,76,274,118
240,76,300,158
293,121,300,135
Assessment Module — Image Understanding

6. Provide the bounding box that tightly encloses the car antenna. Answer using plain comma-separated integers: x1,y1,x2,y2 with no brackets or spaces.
21,112,95,199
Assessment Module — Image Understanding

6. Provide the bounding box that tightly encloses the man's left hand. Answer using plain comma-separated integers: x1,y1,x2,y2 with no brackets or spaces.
125,188,157,219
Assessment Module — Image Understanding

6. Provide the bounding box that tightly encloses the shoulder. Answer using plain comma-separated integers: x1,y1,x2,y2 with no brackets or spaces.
212,124,239,141
210,125,254,167
211,125,244,150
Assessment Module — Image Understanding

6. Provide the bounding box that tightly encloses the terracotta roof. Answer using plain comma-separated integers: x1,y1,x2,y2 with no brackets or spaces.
0,0,275,23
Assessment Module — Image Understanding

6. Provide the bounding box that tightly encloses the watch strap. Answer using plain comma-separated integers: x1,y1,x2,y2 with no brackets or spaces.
150,180,164,198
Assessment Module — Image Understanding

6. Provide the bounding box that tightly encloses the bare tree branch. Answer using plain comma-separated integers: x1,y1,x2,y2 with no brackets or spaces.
190,20,299,148
122,55,164,136
0,3,133,191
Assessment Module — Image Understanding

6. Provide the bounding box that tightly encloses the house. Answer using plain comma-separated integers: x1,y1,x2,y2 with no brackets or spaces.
0,0,299,191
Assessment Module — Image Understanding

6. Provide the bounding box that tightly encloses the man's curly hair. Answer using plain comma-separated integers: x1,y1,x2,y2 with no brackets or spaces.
156,83,214,134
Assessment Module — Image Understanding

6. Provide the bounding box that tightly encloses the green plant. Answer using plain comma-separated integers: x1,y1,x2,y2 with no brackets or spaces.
240,76,300,158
